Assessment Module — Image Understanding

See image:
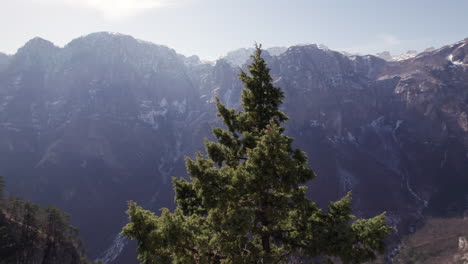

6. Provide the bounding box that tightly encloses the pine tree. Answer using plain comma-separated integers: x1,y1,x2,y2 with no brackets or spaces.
19,201,39,262
122,45,393,264
42,206,71,264
0,178,92,264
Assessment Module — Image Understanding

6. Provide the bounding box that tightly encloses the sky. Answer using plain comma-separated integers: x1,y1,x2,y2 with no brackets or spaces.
1,0,467,60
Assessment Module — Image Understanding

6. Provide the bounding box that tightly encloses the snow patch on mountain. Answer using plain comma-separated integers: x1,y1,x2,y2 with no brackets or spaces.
448,54,466,66
337,166,358,193
96,234,127,264
376,50,419,61
138,98,170,130
172,99,187,114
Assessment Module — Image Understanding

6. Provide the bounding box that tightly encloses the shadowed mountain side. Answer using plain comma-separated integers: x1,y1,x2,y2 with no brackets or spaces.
0,33,466,262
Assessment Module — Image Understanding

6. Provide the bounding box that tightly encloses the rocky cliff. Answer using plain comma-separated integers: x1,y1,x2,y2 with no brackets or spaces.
0,33,466,263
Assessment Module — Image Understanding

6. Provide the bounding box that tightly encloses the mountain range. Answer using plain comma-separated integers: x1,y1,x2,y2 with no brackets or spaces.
0,32,466,263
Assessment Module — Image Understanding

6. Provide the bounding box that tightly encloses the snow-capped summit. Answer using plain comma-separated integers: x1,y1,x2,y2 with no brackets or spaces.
375,50,419,61
394,50,418,61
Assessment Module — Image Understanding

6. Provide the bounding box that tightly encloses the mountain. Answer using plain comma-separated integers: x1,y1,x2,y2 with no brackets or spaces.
0,32,210,262
266,41,468,232
0,53,10,72
376,50,422,61
375,51,394,61
0,33,466,263
221,46,287,67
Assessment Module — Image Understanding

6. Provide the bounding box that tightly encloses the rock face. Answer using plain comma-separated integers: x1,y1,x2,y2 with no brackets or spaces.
267,41,468,219
0,53,10,72
0,32,210,262
376,50,421,61
0,33,466,263
221,46,287,67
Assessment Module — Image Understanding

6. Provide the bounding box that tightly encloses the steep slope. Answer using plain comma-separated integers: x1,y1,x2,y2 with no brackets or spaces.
0,32,211,261
394,218,468,264
0,34,466,263
149,39,468,261
288,40,468,218
211,40,468,257
0,176,93,264
0,53,10,72
216,42,467,191
221,46,287,67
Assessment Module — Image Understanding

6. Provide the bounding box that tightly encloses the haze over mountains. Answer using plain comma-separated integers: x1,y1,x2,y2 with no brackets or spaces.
0,32,466,263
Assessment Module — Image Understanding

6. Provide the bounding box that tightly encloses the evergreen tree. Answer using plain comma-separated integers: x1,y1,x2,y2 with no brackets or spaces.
122,45,393,264
19,201,39,262
42,206,70,263
0,179,92,264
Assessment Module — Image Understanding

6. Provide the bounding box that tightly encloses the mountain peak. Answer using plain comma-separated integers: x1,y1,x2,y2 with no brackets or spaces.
26,36,53,44
65,31,176,57
375,50,420,61
67,32,137,47
13,36,59,66
221,46,287,67
376,51,393,61
19,37,57,52
287,43,331,54
83,31,133,39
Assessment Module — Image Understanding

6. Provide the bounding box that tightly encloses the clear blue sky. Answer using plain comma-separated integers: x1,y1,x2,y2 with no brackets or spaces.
1,0,467,60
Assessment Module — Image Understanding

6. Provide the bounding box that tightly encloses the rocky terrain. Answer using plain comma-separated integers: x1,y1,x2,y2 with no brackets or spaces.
395,218,468,264
0,32,466,263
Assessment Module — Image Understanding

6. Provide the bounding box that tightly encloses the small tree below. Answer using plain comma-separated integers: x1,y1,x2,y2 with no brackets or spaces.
122,45,393,264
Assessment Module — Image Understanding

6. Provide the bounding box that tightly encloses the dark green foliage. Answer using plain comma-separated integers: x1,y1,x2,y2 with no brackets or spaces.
0,177,94,264
122,45,394,263
42,206,79,264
